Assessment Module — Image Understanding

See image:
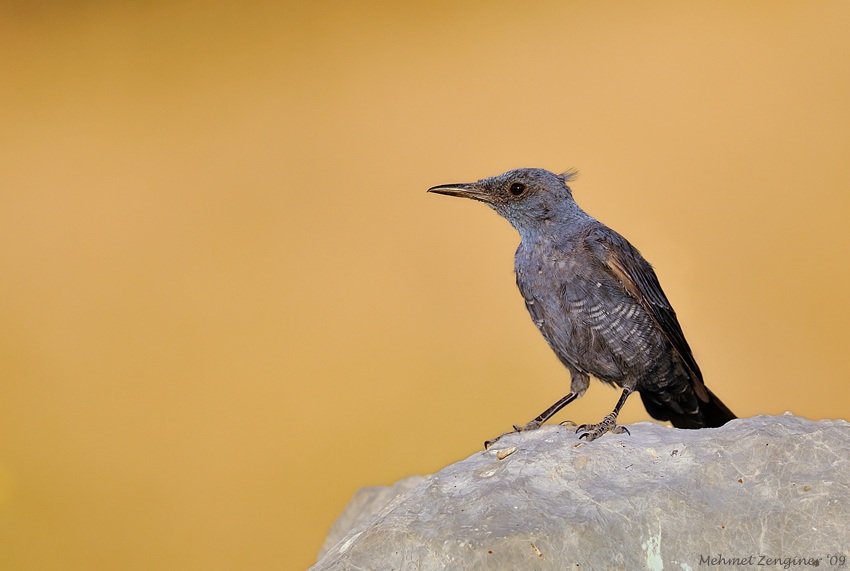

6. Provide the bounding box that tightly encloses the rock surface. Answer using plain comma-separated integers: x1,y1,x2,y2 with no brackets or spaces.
312,415,850,570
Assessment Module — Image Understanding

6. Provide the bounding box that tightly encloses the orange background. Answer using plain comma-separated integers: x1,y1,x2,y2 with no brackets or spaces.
1,2,849,569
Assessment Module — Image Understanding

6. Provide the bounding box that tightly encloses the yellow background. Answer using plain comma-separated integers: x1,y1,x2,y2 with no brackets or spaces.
1,2,849,569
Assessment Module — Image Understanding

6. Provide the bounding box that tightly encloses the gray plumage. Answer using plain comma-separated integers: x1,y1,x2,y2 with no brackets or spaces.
428,168,735,445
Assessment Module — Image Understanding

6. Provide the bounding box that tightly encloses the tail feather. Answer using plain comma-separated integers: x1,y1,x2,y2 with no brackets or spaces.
694,387,736,428
640,386,736,429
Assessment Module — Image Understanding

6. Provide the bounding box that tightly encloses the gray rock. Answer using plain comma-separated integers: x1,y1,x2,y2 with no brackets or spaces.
312,415,850,570
318,475,426,559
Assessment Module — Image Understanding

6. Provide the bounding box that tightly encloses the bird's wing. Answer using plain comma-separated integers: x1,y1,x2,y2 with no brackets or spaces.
584,227,709,401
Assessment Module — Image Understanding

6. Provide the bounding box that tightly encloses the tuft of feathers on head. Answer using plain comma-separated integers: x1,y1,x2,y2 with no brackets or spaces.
558,169,579,184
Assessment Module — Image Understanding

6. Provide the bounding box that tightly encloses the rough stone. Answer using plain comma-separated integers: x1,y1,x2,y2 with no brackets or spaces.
312,415,850,570
318,475,426,559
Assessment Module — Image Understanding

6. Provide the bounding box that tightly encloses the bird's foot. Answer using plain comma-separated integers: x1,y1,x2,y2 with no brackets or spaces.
483,419,542,450
576,413,630,441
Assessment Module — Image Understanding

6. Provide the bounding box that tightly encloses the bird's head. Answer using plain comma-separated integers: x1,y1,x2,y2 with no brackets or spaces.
428,168,580,236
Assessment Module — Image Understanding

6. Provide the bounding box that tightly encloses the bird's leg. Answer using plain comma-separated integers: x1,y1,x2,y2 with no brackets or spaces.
484,392,579,449
576,387,634,441
516,391,580,431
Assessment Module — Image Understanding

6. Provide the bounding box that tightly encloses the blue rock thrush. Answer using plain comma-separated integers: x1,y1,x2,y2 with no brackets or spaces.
428,168,735,447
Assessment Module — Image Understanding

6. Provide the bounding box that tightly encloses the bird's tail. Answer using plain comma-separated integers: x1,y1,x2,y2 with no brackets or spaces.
641,386,736,429
694,387,737,428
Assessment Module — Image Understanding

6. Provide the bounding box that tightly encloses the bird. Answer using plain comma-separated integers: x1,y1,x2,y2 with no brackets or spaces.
428,168,736,446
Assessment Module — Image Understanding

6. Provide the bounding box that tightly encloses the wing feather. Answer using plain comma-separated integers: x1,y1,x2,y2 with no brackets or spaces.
584,227,709,402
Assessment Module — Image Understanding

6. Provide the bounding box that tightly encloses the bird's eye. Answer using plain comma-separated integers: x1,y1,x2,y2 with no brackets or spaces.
509,182,526,196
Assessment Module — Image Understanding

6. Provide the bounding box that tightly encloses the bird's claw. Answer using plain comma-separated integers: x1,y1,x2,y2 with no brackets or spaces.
576,415,630,441
484,419,542,449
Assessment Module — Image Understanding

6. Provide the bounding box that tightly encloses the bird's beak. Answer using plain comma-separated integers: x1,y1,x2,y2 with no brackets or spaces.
427,182,491,203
